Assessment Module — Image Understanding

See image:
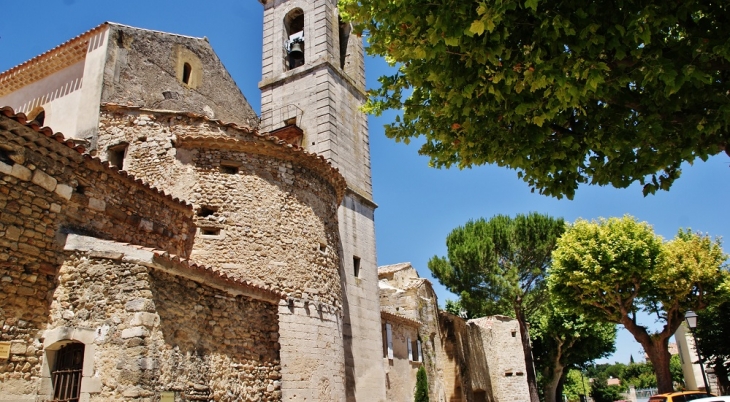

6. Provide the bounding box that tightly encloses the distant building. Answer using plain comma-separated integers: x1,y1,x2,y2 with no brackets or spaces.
378,262,531,402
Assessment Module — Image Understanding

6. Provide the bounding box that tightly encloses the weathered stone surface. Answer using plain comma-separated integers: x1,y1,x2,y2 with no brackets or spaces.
101,24,259,129
31,170,57,192
379,263,531,402
10,164,31,181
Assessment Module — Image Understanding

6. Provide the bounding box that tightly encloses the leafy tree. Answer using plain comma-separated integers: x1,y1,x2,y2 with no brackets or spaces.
695,300,730,394
415,365,429,402
531,302,616,402
549,216,728,393
429,213,565,401
623,360,658,390
562,369,591,402
339,0,730,199
591,377,623,402
670,354,684,389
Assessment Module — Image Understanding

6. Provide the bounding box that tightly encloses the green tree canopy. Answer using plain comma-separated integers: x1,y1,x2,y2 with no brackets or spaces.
531,302,616,402
549,216,728,393
562,369,591,402
429,213,565,401
339,0,730,199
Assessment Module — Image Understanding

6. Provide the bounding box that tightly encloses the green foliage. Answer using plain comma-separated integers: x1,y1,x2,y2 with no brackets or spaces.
415,365,429,402
563,369,590,402
670,354,684,389
339,0,730,199
591,378,623,402
549,215,728,392
444,299,462,316
530,301,615,402
429,213,565,318
695,300,730,393
623,360,658,389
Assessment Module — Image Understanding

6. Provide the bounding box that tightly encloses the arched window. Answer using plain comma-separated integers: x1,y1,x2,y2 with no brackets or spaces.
284,9,305,70
182,62,192,85
52,342,84,402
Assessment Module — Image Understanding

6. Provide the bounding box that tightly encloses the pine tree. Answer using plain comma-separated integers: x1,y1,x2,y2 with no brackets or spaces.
415,365,429,402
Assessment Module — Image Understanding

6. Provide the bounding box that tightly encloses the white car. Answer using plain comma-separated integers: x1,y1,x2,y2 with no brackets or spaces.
692,397,730,402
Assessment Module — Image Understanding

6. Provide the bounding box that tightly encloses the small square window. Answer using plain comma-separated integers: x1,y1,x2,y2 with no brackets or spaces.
220,165,238,174
107,143,128,169
200,227,221,236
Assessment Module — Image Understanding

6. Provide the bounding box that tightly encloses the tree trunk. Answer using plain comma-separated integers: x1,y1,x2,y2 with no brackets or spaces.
544,338,566,402
710,358,730,395
544,362,564,402
621,316,674,393
516,308,540,402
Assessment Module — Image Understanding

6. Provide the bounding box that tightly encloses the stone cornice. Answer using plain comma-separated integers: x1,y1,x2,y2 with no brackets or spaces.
258,56,367,99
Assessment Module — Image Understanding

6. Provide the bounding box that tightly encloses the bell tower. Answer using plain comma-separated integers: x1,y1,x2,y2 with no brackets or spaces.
258,0,386,401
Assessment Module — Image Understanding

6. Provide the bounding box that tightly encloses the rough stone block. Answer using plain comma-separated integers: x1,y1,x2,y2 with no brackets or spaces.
31,170,57,192
10,164,31,181
55,183,73,200
130,312,158,328
121,326,149,339
0,161,11,174
5,225,21,241
80,376,102,393
10,341,27,354
88,198,106,211
125,299,155,312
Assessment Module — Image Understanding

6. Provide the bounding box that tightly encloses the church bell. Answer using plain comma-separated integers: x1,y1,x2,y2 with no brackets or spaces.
289,42,304,61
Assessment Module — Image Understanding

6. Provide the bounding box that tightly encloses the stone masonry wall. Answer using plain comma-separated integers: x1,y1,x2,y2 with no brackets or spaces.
96,107,344,306
37,252,280,401
102,24,259,129
96,107,348,401
0,112,195,270
381,318,421,402
468,317,530,402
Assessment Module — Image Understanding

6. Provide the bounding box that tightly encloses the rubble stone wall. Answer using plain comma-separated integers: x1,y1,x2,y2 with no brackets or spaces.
2,252,281,402
101,25,259,129
467,317,530,402
0,114,195,271
96,108,343,306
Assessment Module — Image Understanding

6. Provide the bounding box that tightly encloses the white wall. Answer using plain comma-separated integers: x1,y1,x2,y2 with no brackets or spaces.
0,27,108,139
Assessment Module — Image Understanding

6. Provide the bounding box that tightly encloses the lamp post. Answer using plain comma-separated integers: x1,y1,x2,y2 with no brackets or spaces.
685,310,711,393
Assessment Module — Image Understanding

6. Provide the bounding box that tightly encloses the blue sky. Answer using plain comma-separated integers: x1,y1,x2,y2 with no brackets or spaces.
1,0,728,365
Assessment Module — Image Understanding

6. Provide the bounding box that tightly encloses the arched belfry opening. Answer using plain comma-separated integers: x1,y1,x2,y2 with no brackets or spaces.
338,16,351,70
284,8,305,70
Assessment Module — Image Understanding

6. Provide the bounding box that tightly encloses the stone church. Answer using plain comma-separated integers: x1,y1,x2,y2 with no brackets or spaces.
0,1,529,401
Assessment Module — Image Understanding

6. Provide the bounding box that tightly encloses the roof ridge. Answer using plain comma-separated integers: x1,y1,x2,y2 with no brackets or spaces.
106,22,206,41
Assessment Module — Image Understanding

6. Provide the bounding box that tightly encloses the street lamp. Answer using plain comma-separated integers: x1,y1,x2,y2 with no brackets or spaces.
684,310,711,393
